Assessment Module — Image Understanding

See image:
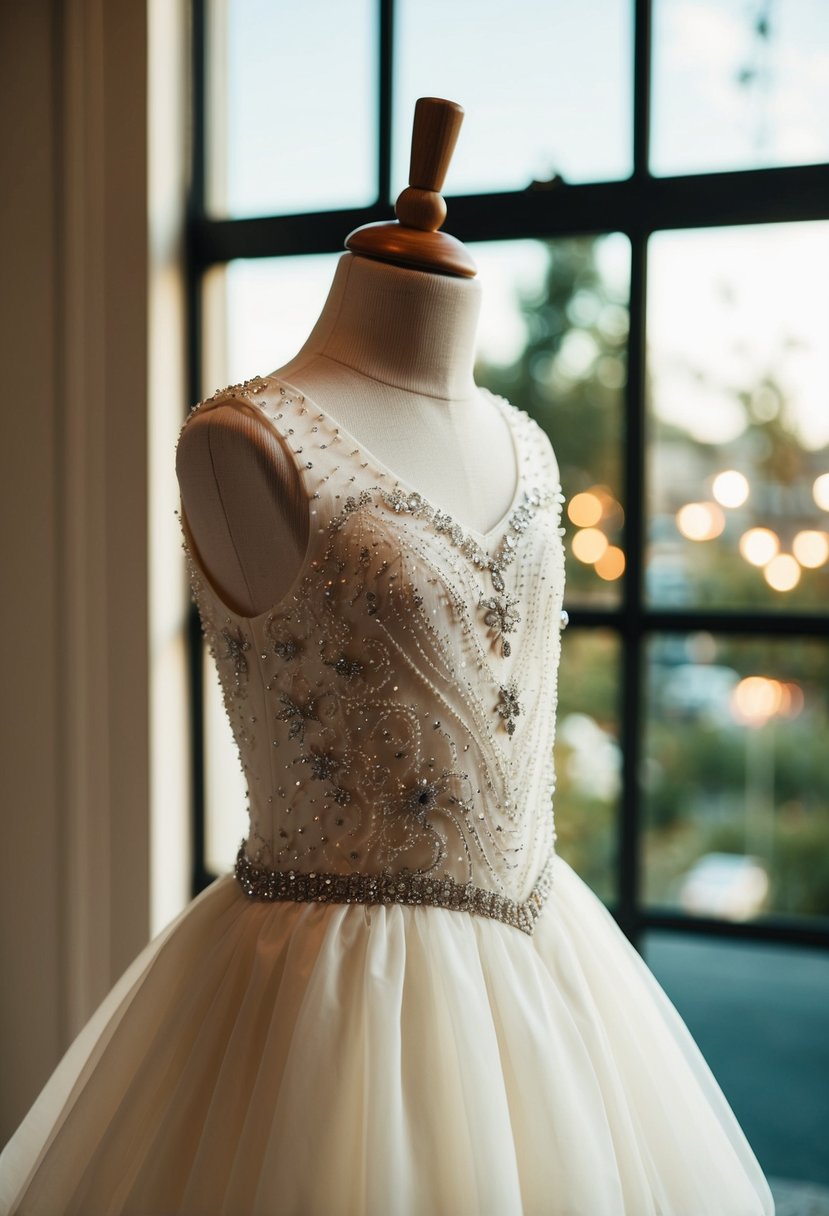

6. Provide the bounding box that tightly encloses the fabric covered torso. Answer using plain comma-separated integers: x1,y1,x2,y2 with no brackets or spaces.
181,375,566,931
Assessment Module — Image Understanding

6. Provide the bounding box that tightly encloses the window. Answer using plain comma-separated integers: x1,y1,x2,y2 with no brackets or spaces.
187,0,829,958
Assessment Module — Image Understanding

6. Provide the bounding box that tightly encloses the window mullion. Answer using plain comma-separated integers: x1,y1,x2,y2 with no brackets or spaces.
187,0,210,896
632,0,653,180
617,224,649,945
378,0,394,206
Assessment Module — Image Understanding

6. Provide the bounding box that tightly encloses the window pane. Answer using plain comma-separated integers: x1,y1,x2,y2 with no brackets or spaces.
645,934,829,1187
206,1,377,218
644,633,829,921
651,0,829,176
474,236,630,607
202,253,342,392
647,223,829,612
201,254,341,871
204,646,247,874
556,629,621,904
394,0,632,197
201,243,629,872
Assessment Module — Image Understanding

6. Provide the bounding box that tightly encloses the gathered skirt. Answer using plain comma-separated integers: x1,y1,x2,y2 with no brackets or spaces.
0,856,774,1215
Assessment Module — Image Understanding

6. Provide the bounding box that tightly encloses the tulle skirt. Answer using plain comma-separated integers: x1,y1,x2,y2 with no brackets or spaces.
0,856,773,1215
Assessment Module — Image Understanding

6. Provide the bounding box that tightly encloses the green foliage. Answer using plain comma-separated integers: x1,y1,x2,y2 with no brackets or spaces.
645,713,829,915
477,238,628,604
474,235,829,921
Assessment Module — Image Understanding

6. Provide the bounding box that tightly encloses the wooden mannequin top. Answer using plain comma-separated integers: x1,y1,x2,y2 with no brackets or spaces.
346,97,477,278
176,253,518,617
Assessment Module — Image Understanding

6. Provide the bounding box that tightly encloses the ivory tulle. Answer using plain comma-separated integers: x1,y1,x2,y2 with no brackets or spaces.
0,856,773,1216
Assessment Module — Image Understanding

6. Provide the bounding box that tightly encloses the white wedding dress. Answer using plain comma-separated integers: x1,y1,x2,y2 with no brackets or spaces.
0,375,774,1215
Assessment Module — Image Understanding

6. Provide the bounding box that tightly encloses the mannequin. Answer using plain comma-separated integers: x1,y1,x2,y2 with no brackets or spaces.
177,98,516,618
0,96,774,1216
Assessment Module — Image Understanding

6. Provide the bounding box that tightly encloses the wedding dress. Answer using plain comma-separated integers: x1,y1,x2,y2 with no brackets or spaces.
0,373,774,1215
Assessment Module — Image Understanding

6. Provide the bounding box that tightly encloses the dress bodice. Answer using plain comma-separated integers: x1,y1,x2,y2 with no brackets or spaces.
180,375,567,932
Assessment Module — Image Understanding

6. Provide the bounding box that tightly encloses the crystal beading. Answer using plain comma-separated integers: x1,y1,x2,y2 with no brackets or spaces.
380,482,560,656
179,372,566,911
234,839,556,936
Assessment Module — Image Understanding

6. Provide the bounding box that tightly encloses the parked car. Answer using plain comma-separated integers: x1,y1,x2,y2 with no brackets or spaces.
678,852,769,921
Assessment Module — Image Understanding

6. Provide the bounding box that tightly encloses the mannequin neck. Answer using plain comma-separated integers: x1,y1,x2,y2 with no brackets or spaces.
294,253,481,401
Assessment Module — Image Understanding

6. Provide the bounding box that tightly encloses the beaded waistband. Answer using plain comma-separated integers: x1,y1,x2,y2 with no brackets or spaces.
234,841,555,936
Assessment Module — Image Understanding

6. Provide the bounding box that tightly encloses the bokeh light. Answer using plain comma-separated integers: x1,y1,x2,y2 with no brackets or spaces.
739,527,780,567
780,682,805,718
712,470,749,509
764,553,800,592
595,545,625,581
572,527,609,564
731,676,783,725
730,676,804,726
813,474,829,512
567,492,603,528
793,530,829,569
676,501,725,541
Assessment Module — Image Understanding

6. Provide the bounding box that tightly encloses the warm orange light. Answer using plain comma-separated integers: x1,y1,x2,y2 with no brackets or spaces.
676,501,725,541
780,682,805,719
813,474,829,512
712,470,749,509
567,492,603,528
792,530,829,569
595,545,625,581
731,676,783,726
572,527,609,564
739,527,779,567
596,487,624,531
764,554,800,592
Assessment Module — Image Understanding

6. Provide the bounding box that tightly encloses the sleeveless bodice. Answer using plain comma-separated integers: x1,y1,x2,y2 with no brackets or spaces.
180,375,567,933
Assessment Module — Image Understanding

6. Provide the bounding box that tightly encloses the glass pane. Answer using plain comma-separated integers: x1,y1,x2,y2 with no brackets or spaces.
201,253,340,871
651,0,829,176
645,934,829,1187
555,629,621,904
647,222,829,612
394,0,632,197
644,633,829,921
204,646,247,874
474,236,630,607
202,253,341,391
206,0,377,218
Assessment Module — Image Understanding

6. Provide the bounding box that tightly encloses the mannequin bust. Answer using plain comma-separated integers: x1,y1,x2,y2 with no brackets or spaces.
177,99,515,618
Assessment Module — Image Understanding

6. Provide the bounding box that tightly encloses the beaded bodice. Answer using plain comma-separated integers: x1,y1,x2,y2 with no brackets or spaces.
180,375,567,933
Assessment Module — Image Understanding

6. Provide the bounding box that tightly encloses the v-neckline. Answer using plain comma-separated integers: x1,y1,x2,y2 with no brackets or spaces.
265,375,526,548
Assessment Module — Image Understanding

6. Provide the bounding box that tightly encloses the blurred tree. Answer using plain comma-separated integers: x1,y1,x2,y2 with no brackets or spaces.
477,237,628,606
472,235,829,920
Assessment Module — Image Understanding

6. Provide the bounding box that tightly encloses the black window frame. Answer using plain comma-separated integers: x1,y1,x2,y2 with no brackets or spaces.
185,0,829,951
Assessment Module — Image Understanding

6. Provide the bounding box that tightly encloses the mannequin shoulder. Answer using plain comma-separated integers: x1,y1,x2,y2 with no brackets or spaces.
176,393,303,500
175,385,310,617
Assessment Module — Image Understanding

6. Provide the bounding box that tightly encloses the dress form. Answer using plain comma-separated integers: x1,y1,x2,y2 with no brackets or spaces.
177,100,516,618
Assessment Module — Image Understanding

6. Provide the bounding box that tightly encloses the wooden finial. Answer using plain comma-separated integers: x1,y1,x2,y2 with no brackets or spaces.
346,97,477,278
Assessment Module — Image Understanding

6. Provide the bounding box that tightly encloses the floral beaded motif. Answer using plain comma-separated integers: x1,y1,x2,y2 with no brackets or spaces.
179,373,567,932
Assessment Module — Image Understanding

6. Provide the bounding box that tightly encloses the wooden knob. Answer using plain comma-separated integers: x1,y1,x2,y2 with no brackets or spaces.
345,96,477,278
409,97,464,193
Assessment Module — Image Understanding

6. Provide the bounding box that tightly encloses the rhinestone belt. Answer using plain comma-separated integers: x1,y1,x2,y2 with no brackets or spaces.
234,841,556,936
